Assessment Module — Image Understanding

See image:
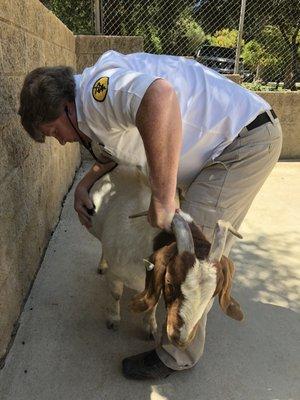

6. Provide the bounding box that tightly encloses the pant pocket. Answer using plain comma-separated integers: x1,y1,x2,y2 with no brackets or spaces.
266,121,283,141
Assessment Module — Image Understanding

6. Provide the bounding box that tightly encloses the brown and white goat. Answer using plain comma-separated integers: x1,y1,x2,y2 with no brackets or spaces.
89,166,244,348
131,214,244,348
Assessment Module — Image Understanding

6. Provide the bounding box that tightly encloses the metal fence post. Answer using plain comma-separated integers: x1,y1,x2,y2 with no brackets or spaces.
234,0,247,74
99,0,104,34
94,0,100,34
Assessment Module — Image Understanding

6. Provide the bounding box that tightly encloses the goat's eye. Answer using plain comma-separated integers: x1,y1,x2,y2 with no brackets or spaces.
166,281,175,290
165,282,177,299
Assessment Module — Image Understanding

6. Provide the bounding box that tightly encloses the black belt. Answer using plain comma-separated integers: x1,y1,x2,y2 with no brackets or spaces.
246,109,277,131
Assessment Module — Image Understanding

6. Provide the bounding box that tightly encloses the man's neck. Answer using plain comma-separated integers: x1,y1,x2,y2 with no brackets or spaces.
72,101,92,146
77,129,92,146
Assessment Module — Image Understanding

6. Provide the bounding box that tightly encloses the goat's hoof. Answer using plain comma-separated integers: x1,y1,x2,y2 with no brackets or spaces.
98,259,108,275
97,267,106,275
106,319,120,331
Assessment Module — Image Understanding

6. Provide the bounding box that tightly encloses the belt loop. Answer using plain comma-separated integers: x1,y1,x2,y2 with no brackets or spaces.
266,109,276,125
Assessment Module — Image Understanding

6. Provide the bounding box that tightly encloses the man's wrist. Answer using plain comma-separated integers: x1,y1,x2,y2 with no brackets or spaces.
151,193,176,210
76,179,92,192
75,183,87,194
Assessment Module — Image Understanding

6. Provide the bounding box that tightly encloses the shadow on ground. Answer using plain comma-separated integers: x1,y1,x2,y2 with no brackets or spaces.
0,162,299,400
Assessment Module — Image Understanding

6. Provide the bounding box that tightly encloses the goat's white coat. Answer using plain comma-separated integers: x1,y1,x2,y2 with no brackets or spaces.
89,167,162,336
88,166,220,344
178,260,217,343
89,166,159,293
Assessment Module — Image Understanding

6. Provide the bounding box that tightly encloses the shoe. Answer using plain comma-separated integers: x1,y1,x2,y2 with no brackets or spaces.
122,349,175,380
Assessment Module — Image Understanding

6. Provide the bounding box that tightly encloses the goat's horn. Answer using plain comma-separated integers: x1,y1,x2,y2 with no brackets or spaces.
208,220,243,262
171,212,195,254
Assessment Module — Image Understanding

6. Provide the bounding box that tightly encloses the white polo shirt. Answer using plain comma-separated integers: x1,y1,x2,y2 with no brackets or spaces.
75,50,271,189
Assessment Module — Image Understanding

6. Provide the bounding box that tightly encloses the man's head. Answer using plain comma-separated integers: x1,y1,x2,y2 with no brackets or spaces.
18,66,79,145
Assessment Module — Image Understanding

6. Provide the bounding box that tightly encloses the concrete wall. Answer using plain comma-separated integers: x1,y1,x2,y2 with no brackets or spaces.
0,0,81,360
76,35,143,73
223,78,299,158
259,92,300,159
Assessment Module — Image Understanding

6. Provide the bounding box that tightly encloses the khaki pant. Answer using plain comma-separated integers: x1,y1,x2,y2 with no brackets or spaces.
156,111,283,370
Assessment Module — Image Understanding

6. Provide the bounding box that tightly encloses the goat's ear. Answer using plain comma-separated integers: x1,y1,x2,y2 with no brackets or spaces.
217,257,244,321
130,243,176,313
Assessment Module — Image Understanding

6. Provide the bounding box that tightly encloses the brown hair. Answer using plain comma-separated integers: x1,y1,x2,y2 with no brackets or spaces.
18,66,75,142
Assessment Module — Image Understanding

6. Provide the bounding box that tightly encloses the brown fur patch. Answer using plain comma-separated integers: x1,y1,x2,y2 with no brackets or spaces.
130,243,177,312
153,221,211,260
213,256,244,321
152,231,175,251
163,252,197,343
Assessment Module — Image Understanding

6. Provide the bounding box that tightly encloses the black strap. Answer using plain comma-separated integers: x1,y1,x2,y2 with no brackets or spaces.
246,109,277,131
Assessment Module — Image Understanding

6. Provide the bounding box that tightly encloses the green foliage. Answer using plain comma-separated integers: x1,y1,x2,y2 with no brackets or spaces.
109,1,205,56
242,26,288,82
242,40,264,68
40,0,299,87
170,9,206,55
242,82,289,91
118,1,163,53
207,28,241,48
41,0,94,35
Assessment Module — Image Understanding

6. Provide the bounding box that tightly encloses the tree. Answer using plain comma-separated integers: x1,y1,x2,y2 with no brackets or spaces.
103,0,203,55
207,28,241,48
194,0,241,34
268,0,300,89
40,0,94,34
195,0,300,89
169,9,206,55
242,26,287,83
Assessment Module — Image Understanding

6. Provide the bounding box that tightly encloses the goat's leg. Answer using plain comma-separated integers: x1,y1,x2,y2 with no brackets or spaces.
105,276,123,331
142,304,158,341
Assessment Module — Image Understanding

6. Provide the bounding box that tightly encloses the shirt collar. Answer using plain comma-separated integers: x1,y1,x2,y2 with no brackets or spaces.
74,74,97,141
74,74,84,123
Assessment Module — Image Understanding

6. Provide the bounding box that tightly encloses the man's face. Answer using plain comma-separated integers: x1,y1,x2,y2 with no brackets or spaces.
39,104,79,145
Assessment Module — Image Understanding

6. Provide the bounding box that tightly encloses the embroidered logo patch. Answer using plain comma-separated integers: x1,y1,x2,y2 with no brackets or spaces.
92,77,109,102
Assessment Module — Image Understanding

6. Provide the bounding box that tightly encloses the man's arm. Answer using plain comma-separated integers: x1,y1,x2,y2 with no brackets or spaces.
135,79,182,230
74,160,116,228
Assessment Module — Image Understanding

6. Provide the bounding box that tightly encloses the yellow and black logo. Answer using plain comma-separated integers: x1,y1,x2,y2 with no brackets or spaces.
92,76,109,102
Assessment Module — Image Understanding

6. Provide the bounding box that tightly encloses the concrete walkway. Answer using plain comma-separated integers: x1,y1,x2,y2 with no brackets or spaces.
0,161,299,400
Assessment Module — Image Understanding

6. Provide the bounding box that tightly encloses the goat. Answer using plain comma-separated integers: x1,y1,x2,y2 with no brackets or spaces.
88,166,244,348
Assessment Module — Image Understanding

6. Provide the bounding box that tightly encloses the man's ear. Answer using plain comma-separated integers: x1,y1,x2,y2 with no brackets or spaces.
130,243,177,313
216,257,244,321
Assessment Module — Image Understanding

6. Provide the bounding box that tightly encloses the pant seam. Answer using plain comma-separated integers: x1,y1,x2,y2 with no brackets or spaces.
214,163,232,209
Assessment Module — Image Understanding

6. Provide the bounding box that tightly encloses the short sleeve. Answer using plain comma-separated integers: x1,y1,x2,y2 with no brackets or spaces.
83,68,161,131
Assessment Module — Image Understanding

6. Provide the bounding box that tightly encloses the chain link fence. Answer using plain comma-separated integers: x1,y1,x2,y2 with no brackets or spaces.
96,0,300,90
42,0,300,90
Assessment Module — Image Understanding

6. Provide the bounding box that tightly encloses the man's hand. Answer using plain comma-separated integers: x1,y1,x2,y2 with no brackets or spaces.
147,195,176,231
74,185,94,229
73,161,116,229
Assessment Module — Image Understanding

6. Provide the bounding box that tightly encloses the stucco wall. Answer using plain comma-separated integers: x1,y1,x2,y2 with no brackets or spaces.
0,0,80,360
258,92,300,159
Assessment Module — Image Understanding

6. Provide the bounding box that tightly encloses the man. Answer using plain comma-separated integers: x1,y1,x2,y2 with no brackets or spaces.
19,50,282,380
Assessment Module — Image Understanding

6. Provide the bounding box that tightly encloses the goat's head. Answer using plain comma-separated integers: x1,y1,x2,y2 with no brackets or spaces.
131,211,244,349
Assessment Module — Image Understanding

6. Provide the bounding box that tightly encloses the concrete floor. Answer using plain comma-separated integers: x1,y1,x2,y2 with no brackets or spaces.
0,161,299,400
